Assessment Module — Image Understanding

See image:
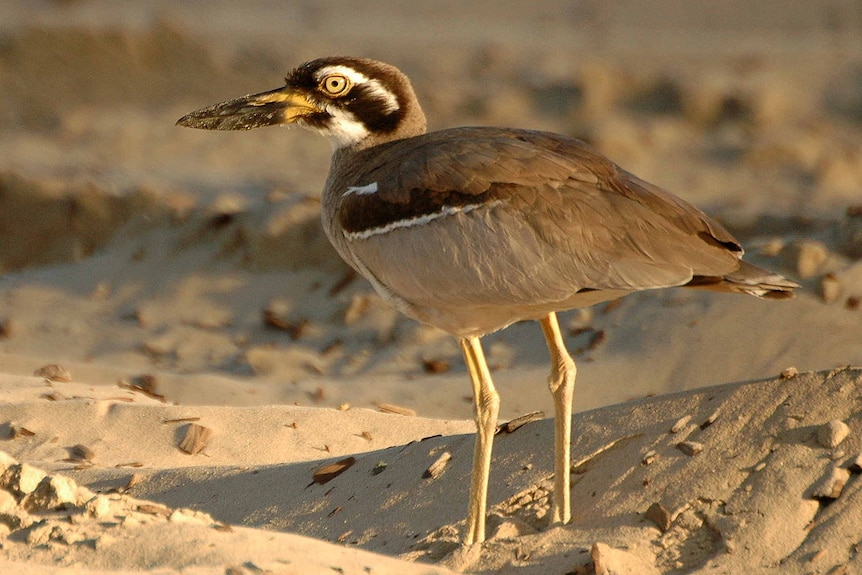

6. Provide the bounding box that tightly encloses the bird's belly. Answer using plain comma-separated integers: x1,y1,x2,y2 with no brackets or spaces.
334,210,636,337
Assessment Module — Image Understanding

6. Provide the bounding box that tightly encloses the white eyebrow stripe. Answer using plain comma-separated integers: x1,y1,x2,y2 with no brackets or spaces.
345,202,500,241
315,65,371,85
315,65,400,113
343,182,379,196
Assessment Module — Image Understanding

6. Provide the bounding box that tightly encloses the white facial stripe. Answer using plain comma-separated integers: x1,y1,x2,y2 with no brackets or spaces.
316,65,400,113
345,202,497,241
344,182,379,196
320,107,370,149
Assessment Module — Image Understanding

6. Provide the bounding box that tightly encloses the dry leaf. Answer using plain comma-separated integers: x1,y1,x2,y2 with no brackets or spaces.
312,457,356,484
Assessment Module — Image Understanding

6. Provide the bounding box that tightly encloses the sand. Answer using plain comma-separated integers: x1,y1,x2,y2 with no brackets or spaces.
1,1,861,573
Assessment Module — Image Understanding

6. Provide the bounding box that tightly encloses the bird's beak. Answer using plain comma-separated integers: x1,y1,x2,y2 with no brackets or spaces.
176,86,319,131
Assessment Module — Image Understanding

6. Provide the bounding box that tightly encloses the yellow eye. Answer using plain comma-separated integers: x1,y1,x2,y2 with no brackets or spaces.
321,74,351,96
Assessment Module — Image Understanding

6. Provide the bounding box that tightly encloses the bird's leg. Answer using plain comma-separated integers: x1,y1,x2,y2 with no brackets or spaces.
458,336,500,545
539,312,575,525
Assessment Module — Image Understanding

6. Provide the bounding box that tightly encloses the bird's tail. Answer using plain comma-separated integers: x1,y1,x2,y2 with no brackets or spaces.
686,260,799,299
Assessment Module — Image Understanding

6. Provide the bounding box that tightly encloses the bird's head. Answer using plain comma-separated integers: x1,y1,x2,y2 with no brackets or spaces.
177,57,427,150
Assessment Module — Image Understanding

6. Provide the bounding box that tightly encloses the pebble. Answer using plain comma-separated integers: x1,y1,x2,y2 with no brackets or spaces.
86,495,112,519
780,366,799,379
810,466,851,501
591,542,661,575
2,463,46,496
22,474,79,511
644,502,673,532
677,441,704,456
491,517,538,539
670,415,692,434
700,409,721,429
816,420,850,448
820,273,842,303
791,240,829,279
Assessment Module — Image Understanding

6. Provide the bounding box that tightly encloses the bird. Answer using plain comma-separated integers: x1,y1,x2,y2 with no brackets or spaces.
177,56,798,546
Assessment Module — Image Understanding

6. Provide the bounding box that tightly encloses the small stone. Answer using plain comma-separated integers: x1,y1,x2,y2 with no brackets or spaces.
792,240,829,279
848,453,862,474
780,366,799,379
592,542,661,575
670,415,692,434
700,409,721,430
0,490,17,514
676,441,704,456
810,466,851,501
56,526,86,545
820,273,842,303
2,464,46,496
491,517,538,539
26,523,55,546
642,450,657,466
0,503,31,531
816,420,850,448
33,364,73,382
644,502,673,532
86,495,112,519
22,474,79,511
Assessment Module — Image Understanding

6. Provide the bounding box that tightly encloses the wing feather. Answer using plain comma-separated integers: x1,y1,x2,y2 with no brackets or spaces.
333,127,743,310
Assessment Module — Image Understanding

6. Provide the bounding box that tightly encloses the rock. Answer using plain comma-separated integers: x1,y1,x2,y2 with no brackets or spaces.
0,452,18,474
490,517,538,539
2,463,46,496
816,420,850,448
592,542,661,575
23,474,80,511
820,273,842,303
86,495,112,519
786,240,830,279
645,502,673,532
809,466,851,501
676,441,704,456
780,366,799,379
670,415,692,434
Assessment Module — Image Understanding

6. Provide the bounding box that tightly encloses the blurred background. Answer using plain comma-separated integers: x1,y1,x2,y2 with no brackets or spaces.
0,1,860,419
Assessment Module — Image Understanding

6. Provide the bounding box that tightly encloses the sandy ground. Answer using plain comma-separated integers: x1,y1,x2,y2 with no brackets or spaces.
1,1,861,573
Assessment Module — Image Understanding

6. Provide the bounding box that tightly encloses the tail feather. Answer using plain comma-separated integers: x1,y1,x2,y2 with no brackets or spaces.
687,260,799,299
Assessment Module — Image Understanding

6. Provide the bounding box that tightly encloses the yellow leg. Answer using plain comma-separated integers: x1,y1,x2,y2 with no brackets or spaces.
539,313,575,525
459,336,500,545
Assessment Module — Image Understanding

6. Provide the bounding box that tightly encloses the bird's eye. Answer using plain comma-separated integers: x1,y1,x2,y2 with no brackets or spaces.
321,74,351,96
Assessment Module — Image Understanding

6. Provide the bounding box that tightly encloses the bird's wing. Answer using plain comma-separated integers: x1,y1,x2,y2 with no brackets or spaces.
336,127,743,308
